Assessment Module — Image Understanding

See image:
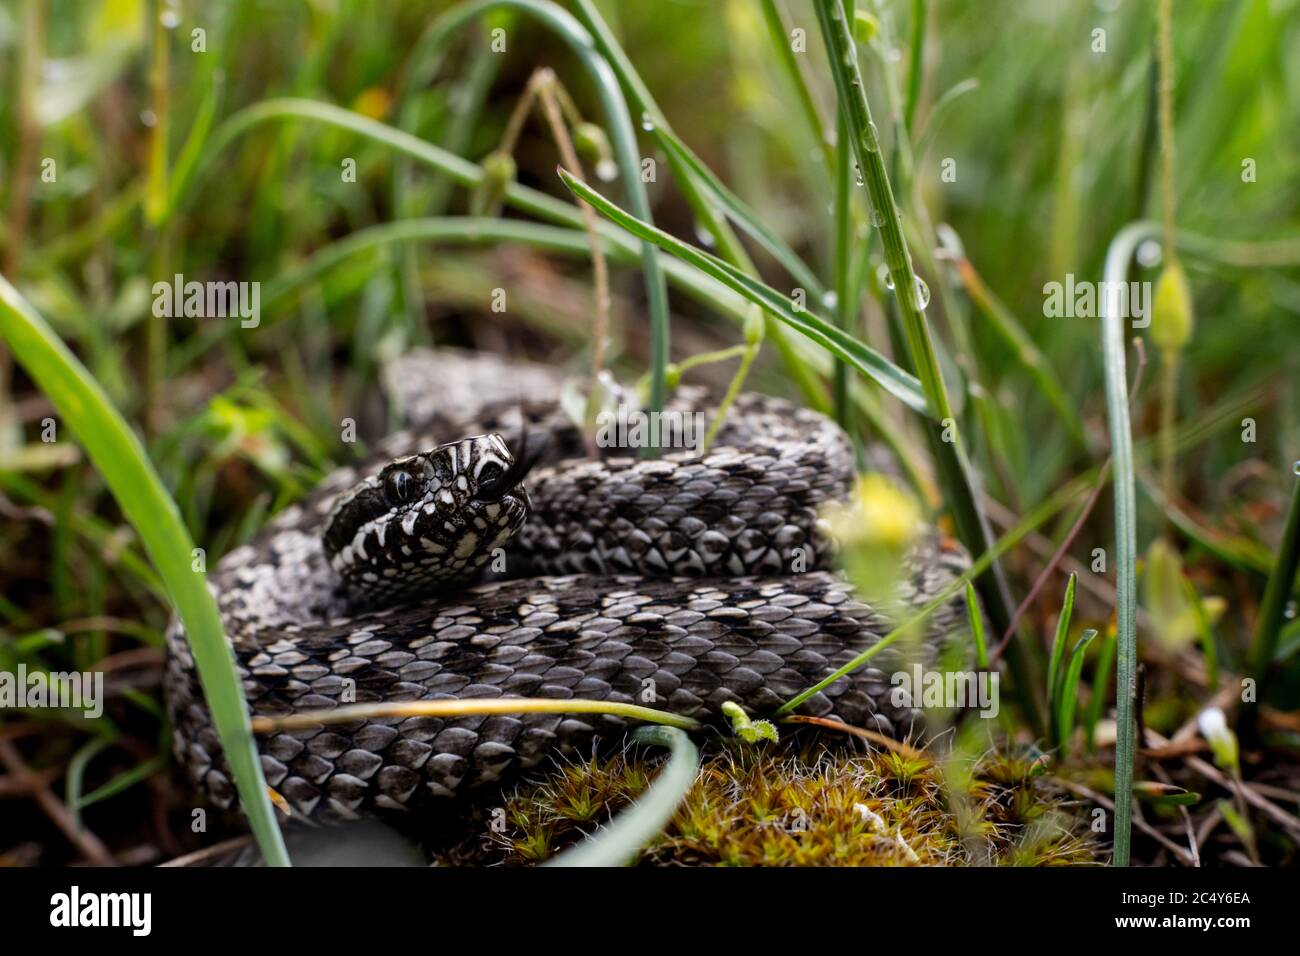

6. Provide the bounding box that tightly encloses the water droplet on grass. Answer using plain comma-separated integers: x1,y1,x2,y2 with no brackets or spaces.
913,277,931,308
875,265,929,308
640,113,655,132
1136,239,1163,268
863,121,880,151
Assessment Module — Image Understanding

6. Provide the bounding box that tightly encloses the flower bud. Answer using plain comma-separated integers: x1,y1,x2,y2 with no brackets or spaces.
1151,257,1195,351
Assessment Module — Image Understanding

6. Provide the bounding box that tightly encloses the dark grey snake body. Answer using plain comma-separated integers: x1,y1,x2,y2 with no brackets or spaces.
164,352,969,823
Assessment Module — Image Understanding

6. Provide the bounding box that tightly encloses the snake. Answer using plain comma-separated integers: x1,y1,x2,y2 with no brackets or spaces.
164,351,970,824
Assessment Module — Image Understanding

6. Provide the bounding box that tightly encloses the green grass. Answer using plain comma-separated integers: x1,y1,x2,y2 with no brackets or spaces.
3,0,1299,868
0,277,288,867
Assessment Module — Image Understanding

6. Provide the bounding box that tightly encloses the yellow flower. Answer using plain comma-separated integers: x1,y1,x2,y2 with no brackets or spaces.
352,87,392,121
825,473,922,551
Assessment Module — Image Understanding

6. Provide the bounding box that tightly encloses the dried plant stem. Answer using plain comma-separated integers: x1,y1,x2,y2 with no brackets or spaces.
250,698,702,733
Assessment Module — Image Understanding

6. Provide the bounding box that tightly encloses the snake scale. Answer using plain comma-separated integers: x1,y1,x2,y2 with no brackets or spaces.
164,351,970,824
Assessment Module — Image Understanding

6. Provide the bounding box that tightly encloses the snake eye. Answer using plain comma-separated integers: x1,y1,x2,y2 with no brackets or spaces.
477,462,504,488
385,469,415,504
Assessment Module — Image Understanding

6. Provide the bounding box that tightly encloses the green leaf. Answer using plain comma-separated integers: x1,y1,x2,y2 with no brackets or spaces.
1056,628,1097,754
0,277,290,867
654,126,826,299
966,581,990,670
558,169,931,417
1047,573,1077,712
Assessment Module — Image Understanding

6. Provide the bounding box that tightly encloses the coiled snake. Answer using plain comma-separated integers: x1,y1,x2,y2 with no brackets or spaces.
164,352,969,823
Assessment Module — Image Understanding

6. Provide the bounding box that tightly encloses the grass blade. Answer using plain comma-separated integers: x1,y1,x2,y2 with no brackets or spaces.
559,168,930,415
1056,629,1098,755
812,0,1041,731
0,277,290,866
1047,572,1078,713
396,0,670,419
1084,630,1116,754
654,125,826,299
546,725,699,867
966,581,989,670
1099,220,1157,867
1246,465,1300,704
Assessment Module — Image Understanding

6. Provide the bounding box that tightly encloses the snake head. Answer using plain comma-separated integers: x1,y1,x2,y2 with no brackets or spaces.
322,434,531,601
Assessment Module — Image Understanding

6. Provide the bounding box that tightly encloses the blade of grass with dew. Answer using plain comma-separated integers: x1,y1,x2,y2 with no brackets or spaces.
546,726,698,867
832,1,856,429
812,0,1039,729
654,125,826,300
0,276,290,866
1056,629,1098,756
559,168,929,415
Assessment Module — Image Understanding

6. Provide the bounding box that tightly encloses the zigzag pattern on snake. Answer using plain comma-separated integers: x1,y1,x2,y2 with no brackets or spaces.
164,352,970,823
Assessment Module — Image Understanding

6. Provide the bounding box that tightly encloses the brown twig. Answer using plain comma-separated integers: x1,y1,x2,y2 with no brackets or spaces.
0,739,115,865
1054,777,1194,866
782,715,928,762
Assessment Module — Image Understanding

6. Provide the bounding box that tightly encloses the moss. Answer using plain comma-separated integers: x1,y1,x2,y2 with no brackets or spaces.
474,741,1101,866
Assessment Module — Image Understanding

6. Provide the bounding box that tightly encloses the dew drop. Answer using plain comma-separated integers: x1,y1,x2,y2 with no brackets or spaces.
870,206,885,227
876,263,895,291
160,9,180,29
1293,460,1300,476
864,121,880,152
140,110,157,128
640,112,656,132
595,158,618,182
693,221,717,249
854,164,865,186
913,277,931,309
822,291,839,311
1136,239,1162,268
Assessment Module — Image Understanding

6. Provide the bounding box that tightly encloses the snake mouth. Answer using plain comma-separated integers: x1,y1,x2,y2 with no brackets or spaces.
473,427,549,502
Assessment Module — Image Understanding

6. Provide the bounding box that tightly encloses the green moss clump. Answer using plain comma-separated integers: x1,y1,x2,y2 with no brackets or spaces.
479,741,1100,866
